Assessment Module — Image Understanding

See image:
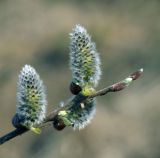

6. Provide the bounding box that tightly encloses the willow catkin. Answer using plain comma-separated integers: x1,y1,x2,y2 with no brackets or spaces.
15,65,47,129
53,25,102,130
69,24,101,93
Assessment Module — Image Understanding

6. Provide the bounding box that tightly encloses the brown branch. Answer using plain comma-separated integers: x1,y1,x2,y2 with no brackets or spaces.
0,68,143,145
0,94,88,145
0,128,28,145
90,68,143,98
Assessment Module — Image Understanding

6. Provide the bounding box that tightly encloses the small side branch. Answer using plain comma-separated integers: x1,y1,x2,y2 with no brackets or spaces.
0,68,143,145
90,68,143,98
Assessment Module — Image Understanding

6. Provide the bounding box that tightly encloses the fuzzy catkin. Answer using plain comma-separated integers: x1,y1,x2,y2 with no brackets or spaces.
67,25,101,129
16,65,47,128
69,24,101,89
67,98,96,130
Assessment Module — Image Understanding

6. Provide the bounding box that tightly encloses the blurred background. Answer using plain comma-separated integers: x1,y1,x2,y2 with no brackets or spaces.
0,0,160,158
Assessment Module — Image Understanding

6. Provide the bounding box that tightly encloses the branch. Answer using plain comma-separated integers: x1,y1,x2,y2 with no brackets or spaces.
0,68,143,145
0,128,28,145
90,68,143,98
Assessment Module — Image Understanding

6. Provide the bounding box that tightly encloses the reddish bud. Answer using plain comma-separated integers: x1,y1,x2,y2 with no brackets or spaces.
53,115,66,131
70,82,82,95
111,82,126,92
130,68,143,80
12,114,26,129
